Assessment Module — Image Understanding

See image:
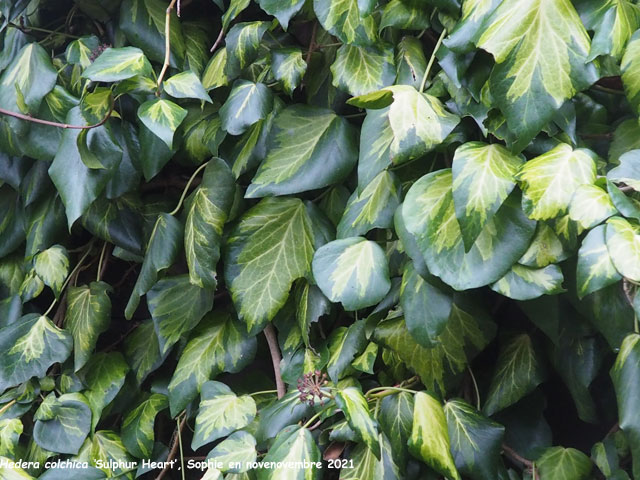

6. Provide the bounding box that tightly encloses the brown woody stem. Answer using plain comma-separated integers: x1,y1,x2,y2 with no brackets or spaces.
0,102,114,130
157,413,187,480
502,443,534,470
157,0,179,92
264,324,286,398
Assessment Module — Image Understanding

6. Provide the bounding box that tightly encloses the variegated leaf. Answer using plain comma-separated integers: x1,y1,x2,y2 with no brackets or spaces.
185,158,235,289
519,222,570,267
611,334,640,478
221,0,250,31
220,80,273,135
33,245,69,297
192,381,256,450
444,399,505,480
0,314,72,391
121,393,168,458
402,169,536,290
224,198,315,332
483,334,545,415
335,387,380,458
445,0,501,52
621,29,640,114
65,35,100,68
312,237,391,311
476,0,598,150
313,0,377,46
80,352,129,430
569,183,617,229
327,320,367,382
33,393,91,455
137,98,188,150
246,105,357,197
452,141,524,249
271,48,306,96
337,171,402,238
91,430,135,479
168,311,256,416
357,107,394,190
203,48,229,90
577,224,622,298
516,143,597,220
147,275,214,355
536,447,593,480
331,44,396,96
352,342,378,373
605,216,640,281
0,418,21,457
163,70,212,102
409,392,460,480
225,21,269,77
350,86,460,164
207,431,257,473
374,302,495,392
125,213,182,320
491,264,565,301
608,149,640,191
64,281,111,371
395,36,427,89
258,426,321,480
581,0,640,61
0,43,57,125
82,47,152,82
341,433,401,480
380,0,430,31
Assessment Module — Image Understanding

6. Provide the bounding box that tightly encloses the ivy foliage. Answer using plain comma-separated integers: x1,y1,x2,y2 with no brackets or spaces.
1,0,640,479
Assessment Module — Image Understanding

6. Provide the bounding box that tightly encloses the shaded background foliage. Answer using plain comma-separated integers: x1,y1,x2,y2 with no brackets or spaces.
1,0,640,479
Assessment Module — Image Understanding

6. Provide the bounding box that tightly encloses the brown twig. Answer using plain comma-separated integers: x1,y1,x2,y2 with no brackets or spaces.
97,243,111,281
620,184,636,193
307,418,324,431
102,322,141,352
502,443,534,469
606,422,621,437
323,442,346,461
0,102,114,130
157,0,179,92
113,263,139,289
579,132,613,140
157,414,187,480
210,28,225,53
623,278,635,307
53,291,68,328
305,22,318,66
264,324,286,398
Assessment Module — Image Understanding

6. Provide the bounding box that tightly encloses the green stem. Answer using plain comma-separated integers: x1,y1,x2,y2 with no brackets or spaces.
468,366,481,410
249,390,278,397
0,400,16,417
44,241,94,317
302,411,324,429
8,22,81,39
96,242,107,282
592,84,625,96
366,386,417,398
419,28,447,93
169,161,209,216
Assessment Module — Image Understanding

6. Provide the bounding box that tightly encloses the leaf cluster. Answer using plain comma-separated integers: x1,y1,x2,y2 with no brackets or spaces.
1,0,640,479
